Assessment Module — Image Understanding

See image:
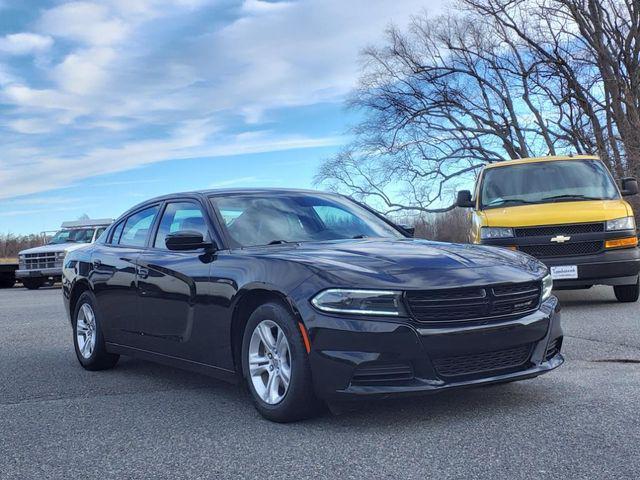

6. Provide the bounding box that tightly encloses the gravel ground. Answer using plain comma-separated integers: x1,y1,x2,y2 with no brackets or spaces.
1,286,639,479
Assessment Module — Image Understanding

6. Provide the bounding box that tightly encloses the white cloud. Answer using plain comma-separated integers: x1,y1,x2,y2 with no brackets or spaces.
0,33,53,55
38,2,129,46
0,0,448,201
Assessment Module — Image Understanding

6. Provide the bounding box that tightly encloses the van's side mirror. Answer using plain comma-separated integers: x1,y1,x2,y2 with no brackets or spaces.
165,230,215,251
621,177,638,196
456,190,474,208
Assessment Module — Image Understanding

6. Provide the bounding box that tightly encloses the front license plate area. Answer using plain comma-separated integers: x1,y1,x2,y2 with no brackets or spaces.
550,265,578,280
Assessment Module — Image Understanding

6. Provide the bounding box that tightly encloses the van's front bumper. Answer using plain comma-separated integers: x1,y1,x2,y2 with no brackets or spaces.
304,297,563,401
539,247,640,288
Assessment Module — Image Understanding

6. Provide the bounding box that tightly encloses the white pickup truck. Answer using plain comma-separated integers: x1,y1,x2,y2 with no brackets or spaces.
17,219,113,290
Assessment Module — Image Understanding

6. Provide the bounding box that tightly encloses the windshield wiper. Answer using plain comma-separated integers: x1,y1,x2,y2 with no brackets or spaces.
486,198,536,207
267,240,294,245
352,234,368,239
541,194,603,202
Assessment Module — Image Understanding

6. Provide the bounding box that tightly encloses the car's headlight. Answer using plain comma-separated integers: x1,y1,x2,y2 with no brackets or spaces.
311,289,406,316
480,227,514,239
606,216,636,231
541,274,553,301
56,251,66,259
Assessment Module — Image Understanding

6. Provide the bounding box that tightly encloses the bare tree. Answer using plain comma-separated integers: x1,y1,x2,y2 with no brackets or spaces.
317,0,640,214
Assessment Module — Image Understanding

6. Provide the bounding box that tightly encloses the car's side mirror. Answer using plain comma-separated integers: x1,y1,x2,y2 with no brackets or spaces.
621,177,639,196
165,230,215,251
399,225,415,237
456,190,474,208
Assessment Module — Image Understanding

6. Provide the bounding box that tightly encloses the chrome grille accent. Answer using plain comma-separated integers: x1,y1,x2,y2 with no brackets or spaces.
23,252,62,270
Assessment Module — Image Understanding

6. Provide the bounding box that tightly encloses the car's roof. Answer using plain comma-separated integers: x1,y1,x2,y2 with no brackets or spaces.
484,154,600,170
123,188,341,214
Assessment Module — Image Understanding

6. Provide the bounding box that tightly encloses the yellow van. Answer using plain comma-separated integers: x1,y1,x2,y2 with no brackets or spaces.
456,155,640,302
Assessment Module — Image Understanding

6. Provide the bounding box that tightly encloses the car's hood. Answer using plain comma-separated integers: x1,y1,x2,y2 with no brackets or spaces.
19,242,90,255
483,199,632,227
250,238,546,289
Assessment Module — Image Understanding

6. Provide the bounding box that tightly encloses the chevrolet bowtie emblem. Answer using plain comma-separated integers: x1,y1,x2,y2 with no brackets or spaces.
550,235,571,243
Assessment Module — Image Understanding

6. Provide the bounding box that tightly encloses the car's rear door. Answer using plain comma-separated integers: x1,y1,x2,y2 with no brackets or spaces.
134,198,218,362
91,205,160,346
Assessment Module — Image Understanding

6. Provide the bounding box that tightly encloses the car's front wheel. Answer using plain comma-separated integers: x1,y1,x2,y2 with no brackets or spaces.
614,278,639,303
241,302,322,422
73,291,119,370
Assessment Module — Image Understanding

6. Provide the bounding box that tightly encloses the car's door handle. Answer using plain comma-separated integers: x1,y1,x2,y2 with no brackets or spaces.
137,266,149,279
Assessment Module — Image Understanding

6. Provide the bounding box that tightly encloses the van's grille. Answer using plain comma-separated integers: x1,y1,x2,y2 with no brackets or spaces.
433,344,532,377
405,281,540,323
23,252,62,270
519,241,603,258
514,222,605,237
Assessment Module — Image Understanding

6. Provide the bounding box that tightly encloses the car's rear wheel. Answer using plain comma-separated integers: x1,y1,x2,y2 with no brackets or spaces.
614,278,639,303
22,278,44,290
73,291,119,370
241,302,322,422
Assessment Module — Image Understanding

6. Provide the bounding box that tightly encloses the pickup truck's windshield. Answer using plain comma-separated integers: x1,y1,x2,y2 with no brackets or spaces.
210,193,403,247
48,228,95,244
480,159,619,209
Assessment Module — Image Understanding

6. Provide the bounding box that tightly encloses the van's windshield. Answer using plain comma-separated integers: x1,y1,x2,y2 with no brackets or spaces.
480,159,619,209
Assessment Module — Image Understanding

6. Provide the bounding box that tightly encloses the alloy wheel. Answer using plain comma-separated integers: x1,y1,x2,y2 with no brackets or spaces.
248,320,292,405
76,303,97,359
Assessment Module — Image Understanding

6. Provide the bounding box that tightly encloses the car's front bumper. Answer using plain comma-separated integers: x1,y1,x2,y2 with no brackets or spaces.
303,297,562,401
15,268,62,279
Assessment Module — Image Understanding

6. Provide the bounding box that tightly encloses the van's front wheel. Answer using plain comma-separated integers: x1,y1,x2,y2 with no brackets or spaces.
614,278,639,302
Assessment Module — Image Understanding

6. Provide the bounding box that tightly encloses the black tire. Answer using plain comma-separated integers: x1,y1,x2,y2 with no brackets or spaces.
614,279,639,303
241,302,323,422
73,291,119,370
22,278,44,290
0,278,15,288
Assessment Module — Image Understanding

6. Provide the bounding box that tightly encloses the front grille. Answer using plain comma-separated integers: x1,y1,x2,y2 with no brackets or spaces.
433,344,532,377
406,281,540,323
23,252,61,270
545,337,563,361
351,363,414,385
514,222,604,237
518,241,603,258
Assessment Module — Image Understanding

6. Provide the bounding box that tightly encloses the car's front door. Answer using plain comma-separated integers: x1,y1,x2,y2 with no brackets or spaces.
134,200,216,362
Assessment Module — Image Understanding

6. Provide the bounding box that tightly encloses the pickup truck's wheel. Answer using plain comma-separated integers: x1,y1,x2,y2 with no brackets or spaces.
241,302,323,422
614,278,639,303
73,291,119,370
22,278,44,290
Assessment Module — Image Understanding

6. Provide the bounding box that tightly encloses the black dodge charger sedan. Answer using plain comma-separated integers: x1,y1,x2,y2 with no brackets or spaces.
62,189,563,422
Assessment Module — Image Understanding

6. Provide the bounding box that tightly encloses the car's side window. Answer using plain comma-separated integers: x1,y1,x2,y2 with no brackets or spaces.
118,206,160,247
109,221,125,245
154,202,209,249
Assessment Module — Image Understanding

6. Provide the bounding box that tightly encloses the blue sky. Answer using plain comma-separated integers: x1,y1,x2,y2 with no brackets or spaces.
0,0,444,234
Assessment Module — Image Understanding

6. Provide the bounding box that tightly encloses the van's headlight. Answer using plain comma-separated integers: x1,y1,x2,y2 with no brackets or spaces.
311,289,406,316
541,274,553,301
480,227,514,239
606,216,635,231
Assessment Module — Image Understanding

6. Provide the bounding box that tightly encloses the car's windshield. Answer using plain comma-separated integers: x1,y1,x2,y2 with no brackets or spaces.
48,228,95,244
210,193,403,247
480,159,619,209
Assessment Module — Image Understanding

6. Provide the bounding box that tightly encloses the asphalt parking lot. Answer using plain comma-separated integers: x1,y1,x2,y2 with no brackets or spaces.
1,287,639,479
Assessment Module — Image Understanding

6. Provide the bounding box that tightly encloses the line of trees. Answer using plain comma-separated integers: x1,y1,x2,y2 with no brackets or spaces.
316,0,640,216
0,233,46,260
